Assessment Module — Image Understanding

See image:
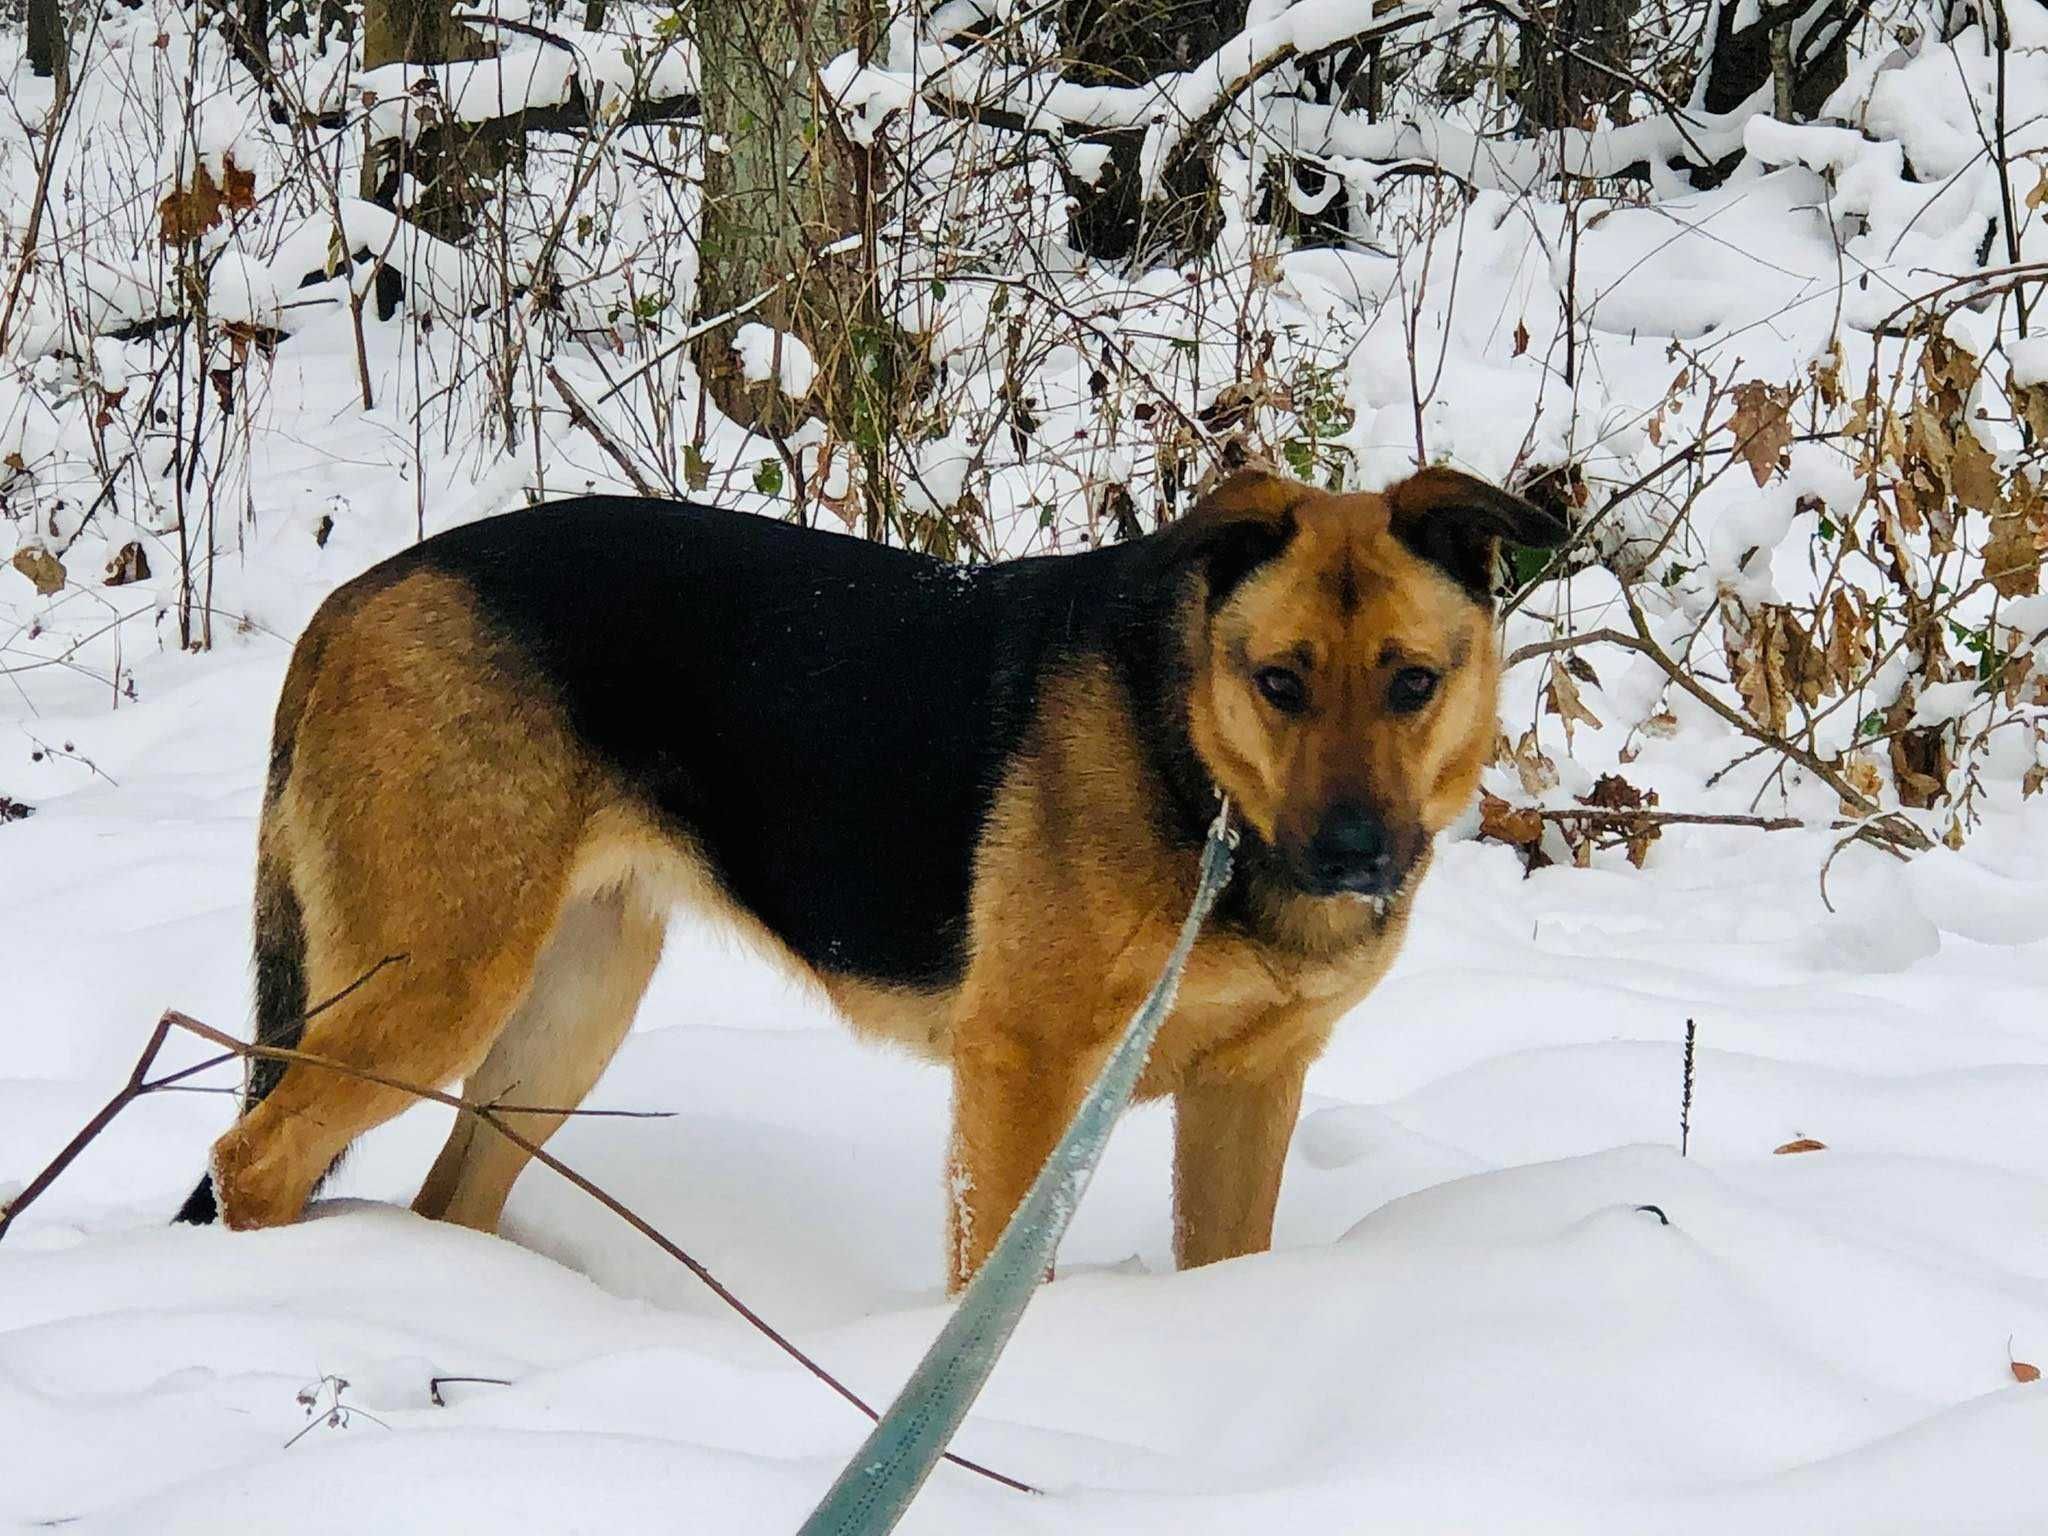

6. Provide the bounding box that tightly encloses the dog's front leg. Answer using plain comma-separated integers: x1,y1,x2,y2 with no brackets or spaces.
944,1022,1098,1293
1172,1059,1309,1270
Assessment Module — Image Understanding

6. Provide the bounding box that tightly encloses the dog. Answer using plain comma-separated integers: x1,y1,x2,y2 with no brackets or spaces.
175,464,1565,1288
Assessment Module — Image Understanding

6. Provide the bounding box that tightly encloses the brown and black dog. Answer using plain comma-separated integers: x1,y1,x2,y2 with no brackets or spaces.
175,465,1564,1288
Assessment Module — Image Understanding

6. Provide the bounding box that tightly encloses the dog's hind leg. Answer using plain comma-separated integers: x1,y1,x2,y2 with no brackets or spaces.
413,878,666,1232
208,935,549,1230
200,568,603,1231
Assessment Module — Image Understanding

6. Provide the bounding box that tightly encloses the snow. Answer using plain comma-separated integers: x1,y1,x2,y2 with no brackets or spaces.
354,51,580,141
2014,337,2048,390
732,323,818,398
1910,678,1989,730
5,0,2048,1527
1575,168,1839,341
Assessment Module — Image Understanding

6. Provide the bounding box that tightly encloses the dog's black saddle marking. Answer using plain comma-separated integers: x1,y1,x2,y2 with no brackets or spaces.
408,498,1151,993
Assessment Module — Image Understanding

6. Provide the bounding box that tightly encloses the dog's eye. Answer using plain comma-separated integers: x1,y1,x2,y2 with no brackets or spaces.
1253,666,1308,714
1387,666,1440,713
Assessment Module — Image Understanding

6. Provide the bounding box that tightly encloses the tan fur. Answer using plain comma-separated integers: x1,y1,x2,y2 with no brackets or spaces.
209,473,1506,1297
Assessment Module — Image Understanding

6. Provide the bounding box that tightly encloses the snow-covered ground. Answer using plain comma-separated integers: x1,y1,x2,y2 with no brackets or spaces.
5,573,2048,1532
5,0,2048,1525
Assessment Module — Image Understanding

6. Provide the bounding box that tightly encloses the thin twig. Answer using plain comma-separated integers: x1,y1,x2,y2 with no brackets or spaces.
0,1015,173,1243
1530,807,1806,831
1504,627,1641,668
429,1374,513,1406
547,365,662,496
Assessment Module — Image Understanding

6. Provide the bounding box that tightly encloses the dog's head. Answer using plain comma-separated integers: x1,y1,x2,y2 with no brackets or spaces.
1162,465,1567,901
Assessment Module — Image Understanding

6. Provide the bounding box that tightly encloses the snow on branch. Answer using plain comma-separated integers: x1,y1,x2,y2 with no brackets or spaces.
1136,0,1465,197
345,35,699,147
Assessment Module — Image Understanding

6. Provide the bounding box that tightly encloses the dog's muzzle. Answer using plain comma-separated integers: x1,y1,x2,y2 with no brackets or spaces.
1301,802,1408,901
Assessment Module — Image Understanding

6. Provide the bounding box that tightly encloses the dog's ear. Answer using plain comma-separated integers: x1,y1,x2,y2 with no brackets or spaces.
1385,465,1570,603
1162,469,1306,610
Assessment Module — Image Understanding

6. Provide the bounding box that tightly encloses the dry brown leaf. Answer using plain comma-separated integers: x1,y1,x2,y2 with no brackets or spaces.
1514,729,1559,795
1724,601,1806,733
1728,380,1794,488
1513,319,1530,357
1911,402,1954,485
93,387,126,432
1921,333,1980,405
2015,1360,2042,1384
1730,643,1788,735
1986,475,2043,599
1576,773,1660,866
1547,664,1603,739
1825,589,1870,689
1840,754,1883,816
158,154,257,246
2016,379,2048,444
1639,710,1679,739
1887,687,1953,809
2029,164,2048,210
1893,478,1925,536
104,541,151,587
1773,1138,1826,1154
1844,393,1872,448
1896,768,1947,807
10,545,65,596
1478,791,1545,847
1949,430,2004,516
1985,511,2042,598
1812,341,1846,408
2003,652,2037,709
1581,772,1651,811
2025,763,2047,799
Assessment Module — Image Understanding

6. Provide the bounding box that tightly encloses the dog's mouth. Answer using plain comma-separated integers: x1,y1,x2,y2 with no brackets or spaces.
1289,855,1419,913
1346,890,1395,919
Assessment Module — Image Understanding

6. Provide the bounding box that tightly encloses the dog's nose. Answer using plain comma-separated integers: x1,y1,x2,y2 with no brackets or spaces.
1307,803,1395,895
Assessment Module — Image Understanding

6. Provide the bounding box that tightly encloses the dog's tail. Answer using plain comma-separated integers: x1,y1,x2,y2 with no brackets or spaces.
175,843,310,1224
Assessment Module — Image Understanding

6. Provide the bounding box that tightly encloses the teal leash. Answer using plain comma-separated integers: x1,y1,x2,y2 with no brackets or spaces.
795,799,1240,1536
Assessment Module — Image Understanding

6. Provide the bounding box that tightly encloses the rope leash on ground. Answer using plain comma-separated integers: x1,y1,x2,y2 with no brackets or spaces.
796,798,1240,1535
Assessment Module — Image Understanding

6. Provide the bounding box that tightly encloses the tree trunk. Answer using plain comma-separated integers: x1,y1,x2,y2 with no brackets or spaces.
1694,0,1870,120
26,0,68,105
360,0,498,236
362,0,492,70
1059,0,1250,262
1517,0,1638,129
694,0,901,532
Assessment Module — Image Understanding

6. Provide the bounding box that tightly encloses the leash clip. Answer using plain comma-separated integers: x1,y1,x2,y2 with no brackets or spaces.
1209,789,1240,852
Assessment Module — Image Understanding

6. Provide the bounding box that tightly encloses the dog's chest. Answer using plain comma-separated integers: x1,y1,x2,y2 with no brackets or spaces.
1136,923,1397,1091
